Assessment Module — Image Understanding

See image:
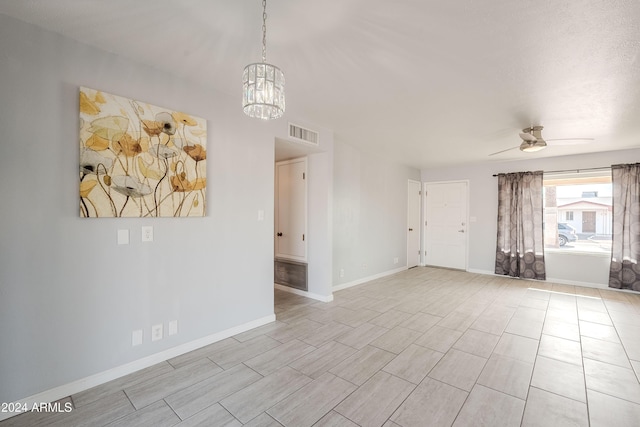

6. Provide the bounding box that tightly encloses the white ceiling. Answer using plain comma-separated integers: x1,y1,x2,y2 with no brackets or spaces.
2,0,640,169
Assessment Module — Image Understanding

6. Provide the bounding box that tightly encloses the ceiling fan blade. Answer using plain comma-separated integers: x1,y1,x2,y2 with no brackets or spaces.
489,146,519,156
546,137,595,146
519,132,537,142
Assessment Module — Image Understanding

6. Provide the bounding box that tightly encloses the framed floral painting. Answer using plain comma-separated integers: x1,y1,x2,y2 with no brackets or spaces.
79,87,207,217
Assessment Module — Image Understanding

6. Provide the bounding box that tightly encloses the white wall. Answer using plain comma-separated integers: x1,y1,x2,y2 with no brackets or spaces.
422,148,640,287
0,15,278,405
332,139,421,287
307,150,334,298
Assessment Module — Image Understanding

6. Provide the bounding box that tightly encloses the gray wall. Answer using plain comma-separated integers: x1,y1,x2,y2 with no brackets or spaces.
422,148,640,286
0,15,278,403
332,139,421,287
307,150,334,298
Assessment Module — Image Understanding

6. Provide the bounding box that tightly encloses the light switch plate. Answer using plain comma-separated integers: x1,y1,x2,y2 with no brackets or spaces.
117,229,129,245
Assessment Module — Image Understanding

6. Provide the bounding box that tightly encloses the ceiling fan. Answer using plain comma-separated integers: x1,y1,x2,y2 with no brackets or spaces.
489,126,594,156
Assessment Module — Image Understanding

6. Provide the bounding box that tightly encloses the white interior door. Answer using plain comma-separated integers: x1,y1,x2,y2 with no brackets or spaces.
407,180,421,268
425,181,468,270
275,158,307,261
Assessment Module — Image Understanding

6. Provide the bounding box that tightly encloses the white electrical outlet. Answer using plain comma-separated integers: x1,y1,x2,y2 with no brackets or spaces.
394,257,399,264
132,329,143,346
141,226,153,242
151,324,163,341
168,320,178,336
339,269,344,278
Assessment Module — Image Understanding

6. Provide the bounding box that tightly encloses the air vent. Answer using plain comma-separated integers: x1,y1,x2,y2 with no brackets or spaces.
289,123,319,146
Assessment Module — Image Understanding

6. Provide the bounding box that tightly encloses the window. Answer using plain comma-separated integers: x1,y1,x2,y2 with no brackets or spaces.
543,171,612,253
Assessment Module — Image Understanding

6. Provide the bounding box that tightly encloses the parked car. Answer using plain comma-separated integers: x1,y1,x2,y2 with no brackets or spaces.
558,223,578,246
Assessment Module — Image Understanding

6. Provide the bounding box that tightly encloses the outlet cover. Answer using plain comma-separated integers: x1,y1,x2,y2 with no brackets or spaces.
168,320,178,336
151,324,163,341
141,226,153,242
339,269,344,278
132,329,143,346
394,257,399,264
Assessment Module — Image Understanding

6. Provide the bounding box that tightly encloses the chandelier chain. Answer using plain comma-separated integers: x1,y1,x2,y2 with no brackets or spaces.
261,0,267,63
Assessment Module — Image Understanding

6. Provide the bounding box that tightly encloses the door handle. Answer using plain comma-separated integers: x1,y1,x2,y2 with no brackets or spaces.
408,228,413,231
458,229,465,233
277,232,283,236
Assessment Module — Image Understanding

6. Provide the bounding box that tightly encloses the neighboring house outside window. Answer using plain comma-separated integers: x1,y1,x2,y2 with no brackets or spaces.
543,173,612,253
556,200,611,234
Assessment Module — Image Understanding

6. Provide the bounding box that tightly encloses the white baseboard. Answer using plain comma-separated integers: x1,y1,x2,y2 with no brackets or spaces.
467,268,608,289
544,277,607,289
0,314,276,422
332,266,408,292
466,268,495,276
274,284,334,302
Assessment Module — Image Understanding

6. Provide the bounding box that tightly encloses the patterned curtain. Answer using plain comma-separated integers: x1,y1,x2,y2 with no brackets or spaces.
495,171,546,280
609,163,640,291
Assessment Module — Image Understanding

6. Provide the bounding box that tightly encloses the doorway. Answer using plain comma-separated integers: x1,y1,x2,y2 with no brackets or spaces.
424,181,468,270
275,157,307,262
582,211,596,233
274,157,308,292
274,132,332,302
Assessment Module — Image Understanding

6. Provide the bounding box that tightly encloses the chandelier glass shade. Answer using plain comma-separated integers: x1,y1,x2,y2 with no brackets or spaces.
242,62,285,120
242,0,285,120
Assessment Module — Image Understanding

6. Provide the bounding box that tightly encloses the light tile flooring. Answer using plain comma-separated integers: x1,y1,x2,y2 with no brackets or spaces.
4,267,640,426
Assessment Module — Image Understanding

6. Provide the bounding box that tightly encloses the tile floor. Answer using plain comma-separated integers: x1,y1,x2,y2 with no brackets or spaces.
3,267,640,426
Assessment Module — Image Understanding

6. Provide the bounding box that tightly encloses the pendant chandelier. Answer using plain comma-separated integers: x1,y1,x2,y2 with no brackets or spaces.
242,0,285,120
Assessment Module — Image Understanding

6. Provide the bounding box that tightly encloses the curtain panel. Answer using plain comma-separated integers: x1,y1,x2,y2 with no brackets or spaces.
495,171,546,280
609,163,640,291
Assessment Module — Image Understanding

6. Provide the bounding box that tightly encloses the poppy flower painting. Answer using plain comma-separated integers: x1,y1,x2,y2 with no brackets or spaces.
79,87,207,217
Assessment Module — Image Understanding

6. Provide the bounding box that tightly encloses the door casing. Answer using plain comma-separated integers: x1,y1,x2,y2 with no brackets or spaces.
407,180,421,268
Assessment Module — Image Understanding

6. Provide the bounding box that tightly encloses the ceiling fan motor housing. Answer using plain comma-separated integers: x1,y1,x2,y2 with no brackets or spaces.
527,126,544,140
520,126,547,152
